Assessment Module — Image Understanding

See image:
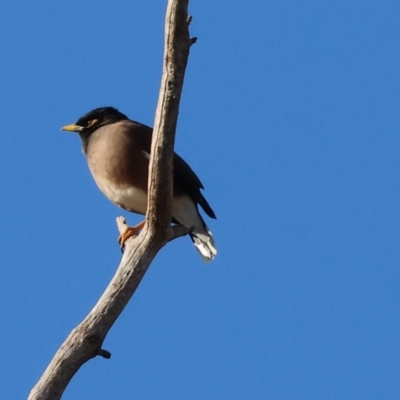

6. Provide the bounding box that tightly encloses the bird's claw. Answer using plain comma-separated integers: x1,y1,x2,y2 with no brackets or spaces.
118,220,146,251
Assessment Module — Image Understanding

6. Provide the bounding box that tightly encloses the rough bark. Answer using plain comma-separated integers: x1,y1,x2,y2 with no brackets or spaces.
28,1,195,399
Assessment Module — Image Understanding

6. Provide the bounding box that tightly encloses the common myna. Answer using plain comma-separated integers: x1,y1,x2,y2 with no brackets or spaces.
62,107,217,263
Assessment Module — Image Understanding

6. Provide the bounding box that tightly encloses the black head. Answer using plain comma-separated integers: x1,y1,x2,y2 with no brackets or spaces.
61,107,129,154
61,107,129,137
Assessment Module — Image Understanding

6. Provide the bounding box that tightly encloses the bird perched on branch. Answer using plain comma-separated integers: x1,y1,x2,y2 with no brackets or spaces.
62,107,217,263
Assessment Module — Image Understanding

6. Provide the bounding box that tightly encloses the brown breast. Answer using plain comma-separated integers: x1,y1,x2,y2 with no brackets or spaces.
85,121,150,214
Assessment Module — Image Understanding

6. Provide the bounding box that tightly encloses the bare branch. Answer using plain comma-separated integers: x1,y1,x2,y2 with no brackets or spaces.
147,0,195,241
116,216,129,235
29,1,194,399
96,349,112,359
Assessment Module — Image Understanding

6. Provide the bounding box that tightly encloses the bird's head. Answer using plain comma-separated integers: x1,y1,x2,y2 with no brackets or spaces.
61,107,129,138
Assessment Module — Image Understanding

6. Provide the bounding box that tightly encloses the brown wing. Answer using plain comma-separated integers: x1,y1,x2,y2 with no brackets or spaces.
172,154,216,219
130,119,217,220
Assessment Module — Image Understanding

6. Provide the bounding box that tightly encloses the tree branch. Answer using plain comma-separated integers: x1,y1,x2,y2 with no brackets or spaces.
29,1,194,399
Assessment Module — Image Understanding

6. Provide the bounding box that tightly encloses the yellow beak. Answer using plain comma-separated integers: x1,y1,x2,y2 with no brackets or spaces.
61,124,83,132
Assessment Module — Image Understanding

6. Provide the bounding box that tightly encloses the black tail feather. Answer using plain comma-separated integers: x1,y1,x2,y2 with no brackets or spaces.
198,195,216,219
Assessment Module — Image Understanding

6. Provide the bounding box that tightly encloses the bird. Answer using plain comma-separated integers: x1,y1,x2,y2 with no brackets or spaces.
61,107,217,263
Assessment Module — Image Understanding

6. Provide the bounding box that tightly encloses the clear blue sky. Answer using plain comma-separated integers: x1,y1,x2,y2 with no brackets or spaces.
1,1,400,399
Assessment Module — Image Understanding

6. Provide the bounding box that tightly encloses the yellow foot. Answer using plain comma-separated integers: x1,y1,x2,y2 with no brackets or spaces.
118,220,146,250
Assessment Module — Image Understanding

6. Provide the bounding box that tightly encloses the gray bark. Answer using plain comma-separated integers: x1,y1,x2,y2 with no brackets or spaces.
28,1,195,398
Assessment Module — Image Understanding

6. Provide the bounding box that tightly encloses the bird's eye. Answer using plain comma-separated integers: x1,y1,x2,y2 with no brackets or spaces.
86,119,97,128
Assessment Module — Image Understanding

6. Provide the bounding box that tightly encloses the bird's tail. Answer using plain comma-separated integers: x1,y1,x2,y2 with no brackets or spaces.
171,194,217,263
190,226,217,263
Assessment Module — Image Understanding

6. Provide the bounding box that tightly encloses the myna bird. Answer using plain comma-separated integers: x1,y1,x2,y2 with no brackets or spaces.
62,107,217,263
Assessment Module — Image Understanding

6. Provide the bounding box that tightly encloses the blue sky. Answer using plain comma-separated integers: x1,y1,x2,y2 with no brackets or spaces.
1,1,400,399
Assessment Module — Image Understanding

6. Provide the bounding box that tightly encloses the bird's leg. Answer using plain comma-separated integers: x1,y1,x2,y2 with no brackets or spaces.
118,220,146,249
